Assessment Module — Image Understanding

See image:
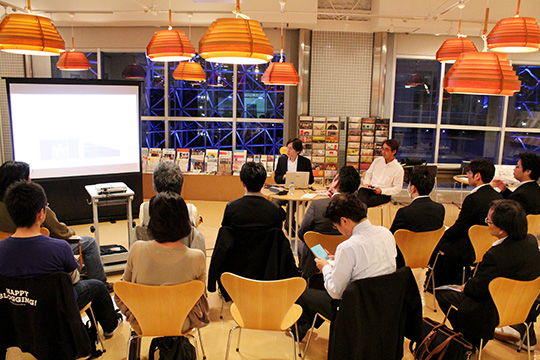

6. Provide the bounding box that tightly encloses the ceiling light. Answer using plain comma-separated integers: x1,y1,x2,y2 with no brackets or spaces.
57,14,89,71
146,4,196,62
199,0,273,65
404,73,425,88
436,19,478,63
122,64,146,79
261,0,299,86
443,52,521,95
173,62,205,82
0,4,65,56
487,0,540,53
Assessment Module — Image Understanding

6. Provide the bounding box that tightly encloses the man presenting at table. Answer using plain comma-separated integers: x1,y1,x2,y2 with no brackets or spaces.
357,139,404,207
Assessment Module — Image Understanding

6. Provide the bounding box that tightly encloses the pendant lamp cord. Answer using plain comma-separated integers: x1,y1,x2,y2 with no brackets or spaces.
515,0,521,17
70,14,75,51
233,0,250,19
168,0,172,30
26,0,33,15
279,0,286,62
481,0,489,52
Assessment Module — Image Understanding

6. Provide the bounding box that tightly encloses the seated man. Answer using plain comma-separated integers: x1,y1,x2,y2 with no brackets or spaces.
436,200,540,347
357,139,404,207
297,166,361,278
273,138,315,232
295,193,397,340
222,162,283,230
492,152,540,215
429,159,502,287
0,182,122,342
139,162,199,228
0,161,108,286
390,166,445,268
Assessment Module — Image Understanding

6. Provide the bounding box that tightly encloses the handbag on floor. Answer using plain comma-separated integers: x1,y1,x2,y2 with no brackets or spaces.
148,336,195,360
410,317,473,360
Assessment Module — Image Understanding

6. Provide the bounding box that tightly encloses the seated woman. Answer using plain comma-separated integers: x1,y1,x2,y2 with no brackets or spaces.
115,191,209,334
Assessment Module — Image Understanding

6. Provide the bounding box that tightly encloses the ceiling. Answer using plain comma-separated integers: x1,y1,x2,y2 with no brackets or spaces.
0,0,538,38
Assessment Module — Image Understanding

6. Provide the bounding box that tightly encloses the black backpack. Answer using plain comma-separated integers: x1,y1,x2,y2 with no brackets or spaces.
148,336,196,360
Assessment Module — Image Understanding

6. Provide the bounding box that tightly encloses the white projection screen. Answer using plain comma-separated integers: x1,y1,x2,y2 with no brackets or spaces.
7,80,141,179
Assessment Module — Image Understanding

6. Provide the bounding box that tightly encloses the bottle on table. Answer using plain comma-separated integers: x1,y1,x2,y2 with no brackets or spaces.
289,181,295,195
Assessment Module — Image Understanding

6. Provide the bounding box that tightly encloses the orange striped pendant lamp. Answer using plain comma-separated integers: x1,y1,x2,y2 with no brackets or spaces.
173,62,206,82
436,20,478,63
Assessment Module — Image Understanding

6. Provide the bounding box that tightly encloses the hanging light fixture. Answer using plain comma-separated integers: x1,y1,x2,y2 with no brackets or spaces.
173,13,205,82
444,6,521,96
261,0,299,86
199,0,273,65
404,73,425,88
57,14,90,71
122,64,146,79
436,17,478,63
487,0,540,53
146,0,196,62
0,0,64,56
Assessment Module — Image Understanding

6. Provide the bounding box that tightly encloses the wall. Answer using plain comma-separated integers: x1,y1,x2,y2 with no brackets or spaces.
0,52,25,162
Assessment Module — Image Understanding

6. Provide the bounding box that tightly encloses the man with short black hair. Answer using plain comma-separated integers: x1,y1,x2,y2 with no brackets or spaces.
221,162,283,230
298,166,361,277
0,182,122,341
357,139,404,207
436,199,540,347
390,166,445,267
295,193,397,340
430,159,502,286
493,153,540,214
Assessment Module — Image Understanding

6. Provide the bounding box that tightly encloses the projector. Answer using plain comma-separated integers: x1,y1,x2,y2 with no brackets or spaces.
95,182,128,195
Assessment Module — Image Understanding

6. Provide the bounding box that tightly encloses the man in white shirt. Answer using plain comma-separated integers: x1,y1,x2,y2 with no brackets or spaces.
295,193,397,341
358,139,404,207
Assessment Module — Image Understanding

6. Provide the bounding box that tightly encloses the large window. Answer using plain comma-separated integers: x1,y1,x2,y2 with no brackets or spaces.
392,59,540,164
52,52,285,154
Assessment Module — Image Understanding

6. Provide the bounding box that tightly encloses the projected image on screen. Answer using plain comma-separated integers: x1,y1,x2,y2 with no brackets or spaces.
8,82,141,179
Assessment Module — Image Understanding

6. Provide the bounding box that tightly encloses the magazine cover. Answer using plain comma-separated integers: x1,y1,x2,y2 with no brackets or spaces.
218,150,232,175
190,149,206,173
266,155,275,172
206,149,218,173
141,148,149,173
176,149,190,172
148,148,162,172
232,150,247,174
161,148,175,164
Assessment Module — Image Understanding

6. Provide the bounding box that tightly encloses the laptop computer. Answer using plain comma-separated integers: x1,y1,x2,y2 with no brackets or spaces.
286,172,310,189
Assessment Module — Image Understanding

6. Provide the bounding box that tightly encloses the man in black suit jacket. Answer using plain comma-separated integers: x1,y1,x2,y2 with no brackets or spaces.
430,159,502,286
390,166,445,268
222,162,283,230
493,153,540,215
436,200,540,346
297,166,361,278
274,138,315,185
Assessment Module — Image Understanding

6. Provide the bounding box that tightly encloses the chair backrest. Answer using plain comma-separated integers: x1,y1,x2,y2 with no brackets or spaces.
304,231,347,255
394,227,445,269
0,230,11,240
113,280,205,336
0,227,49,241
489,276,540,328
0,272,91,359
220,272,306,331
468,225,497,264
40,227,50,236
528,214,540,237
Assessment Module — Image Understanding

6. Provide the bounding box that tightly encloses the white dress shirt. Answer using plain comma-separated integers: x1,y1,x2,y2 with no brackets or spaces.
364,157,404,196
287,157,298,173
322,220,397,299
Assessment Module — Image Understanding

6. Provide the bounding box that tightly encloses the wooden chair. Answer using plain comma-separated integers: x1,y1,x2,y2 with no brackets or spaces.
0,227,49,240
113,280,207,360
303,231,347,256
394,227,445,311
478,276,540,360
220,272,306,360
527,214,540,237
468,225,497,278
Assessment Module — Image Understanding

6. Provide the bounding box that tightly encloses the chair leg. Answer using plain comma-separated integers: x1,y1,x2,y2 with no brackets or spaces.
478,338,483,360
197,328,206,360
295,323,302,358
186,334,199,360
236,327,242,351
380,205,384,227
127,334,142,360
225,326,238,360
220,297,224,319
87,305,106,352
289,328,298,360
303,314,319,357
